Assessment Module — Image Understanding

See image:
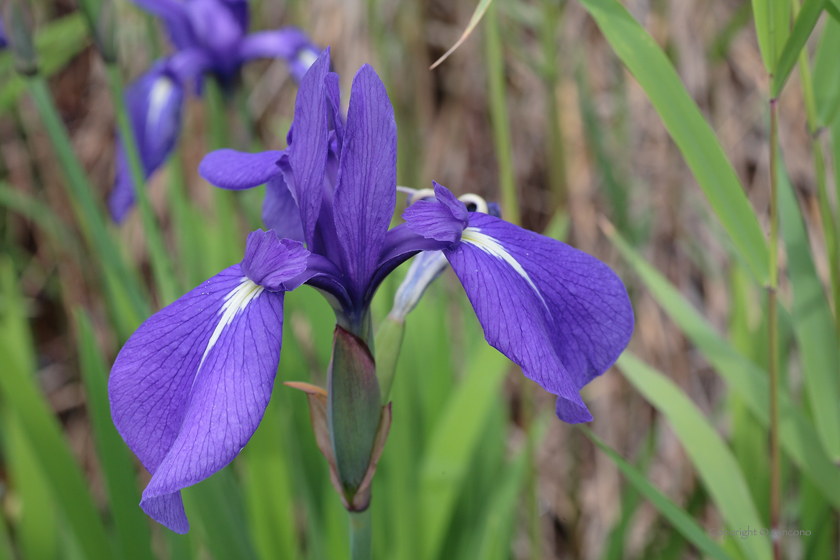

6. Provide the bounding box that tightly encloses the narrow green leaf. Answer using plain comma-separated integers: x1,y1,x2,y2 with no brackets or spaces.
813,15,840,126
617,353,770,560
241,396,300,560
429,0,494,69
753,0,792,72
605,225,840,509
772,0,826,97
419,346,510,560
475,444,529,560
778,163,840,462
581,426,732,560
578,0,769,282
3,412,59,560
183,466,260,560
75,310,156,560
0,260,114,560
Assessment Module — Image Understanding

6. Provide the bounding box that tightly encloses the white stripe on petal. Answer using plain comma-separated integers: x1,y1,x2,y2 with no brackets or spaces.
197,277,264,374
147,76,175,133
461,227,548,310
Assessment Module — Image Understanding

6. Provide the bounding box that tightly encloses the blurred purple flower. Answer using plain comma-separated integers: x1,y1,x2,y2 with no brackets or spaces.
110,0,319,222
0,16,6,49
110,49,634,534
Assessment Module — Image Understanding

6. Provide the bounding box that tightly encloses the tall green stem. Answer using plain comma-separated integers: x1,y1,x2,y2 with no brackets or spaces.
539,0,567,211
26,75,148,334
791,0,840,326
204,77,242,268
484,0,520,225
105,63,179,305
350,509,372,560
768,97,781,560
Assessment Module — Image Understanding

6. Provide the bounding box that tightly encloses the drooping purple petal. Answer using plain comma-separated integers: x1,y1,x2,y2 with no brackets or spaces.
110,231,309,532
168,48,214,84
129,0,196,50
262,175,305,243
236,27,320,83
110,62,184,223
221,0,249,34
442,213,634,423
199,149,283,190
332,64,397,305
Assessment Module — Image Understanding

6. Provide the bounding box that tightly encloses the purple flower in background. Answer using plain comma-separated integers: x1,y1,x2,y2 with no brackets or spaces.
110,0,319,222
0,16,6,49
110,48,633,533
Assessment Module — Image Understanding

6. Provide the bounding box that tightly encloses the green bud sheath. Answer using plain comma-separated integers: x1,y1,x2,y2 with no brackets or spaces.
327,326,384,508
4,0,39,75
374,314,405,404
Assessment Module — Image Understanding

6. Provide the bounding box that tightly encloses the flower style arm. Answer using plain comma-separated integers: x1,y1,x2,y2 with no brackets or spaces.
403,184,634,423
108,231,308,532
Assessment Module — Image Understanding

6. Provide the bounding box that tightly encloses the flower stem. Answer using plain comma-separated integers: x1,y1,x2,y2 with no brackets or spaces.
349,508,372,560
768,96,781,560
484,0,520,225
104,63,179,306
204,77,243,268
26,74,148,334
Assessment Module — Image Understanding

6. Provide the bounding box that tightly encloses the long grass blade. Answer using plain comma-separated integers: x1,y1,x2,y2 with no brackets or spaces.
577,0,769,282
617,353,770,560
772,0,826,97
430,0,494,69
581,426,732,560
604,222,840,509
777,162,840,462
75,310,156,560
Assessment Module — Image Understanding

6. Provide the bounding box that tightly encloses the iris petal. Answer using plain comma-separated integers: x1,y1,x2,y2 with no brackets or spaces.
109,231,308,532
110,62,184,223
236,27,320,83
446,213,633,422
198,149,284,190
332,64,398,306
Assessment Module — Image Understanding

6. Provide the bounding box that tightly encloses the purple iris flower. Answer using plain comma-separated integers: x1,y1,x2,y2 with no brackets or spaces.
0,16,6,49
110,48,633,533
109,0,319,223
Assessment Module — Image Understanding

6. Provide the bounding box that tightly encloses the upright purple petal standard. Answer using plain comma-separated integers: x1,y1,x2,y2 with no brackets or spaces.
332,64,398,304
286,48,331,248
109,231,308,532
262,175,305,243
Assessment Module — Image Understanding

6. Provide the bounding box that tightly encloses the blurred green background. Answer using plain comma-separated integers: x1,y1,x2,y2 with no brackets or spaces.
1,0,840,558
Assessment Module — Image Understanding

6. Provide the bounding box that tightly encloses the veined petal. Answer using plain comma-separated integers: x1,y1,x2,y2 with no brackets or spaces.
199,149,283,190
236,27,320,83
109,231,308,532
284,48,331,250
262,175,305,243
110,62,184,223
332,64,397,305
325,72,344,153
444,213,634,423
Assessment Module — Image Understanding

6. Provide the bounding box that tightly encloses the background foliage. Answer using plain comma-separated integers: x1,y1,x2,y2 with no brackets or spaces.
1,0,839,558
